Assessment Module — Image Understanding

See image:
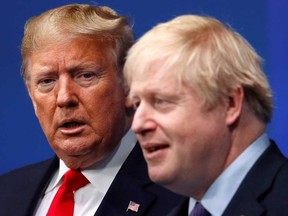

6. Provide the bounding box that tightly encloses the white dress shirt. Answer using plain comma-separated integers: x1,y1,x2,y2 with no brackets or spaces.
35,130,137,216
188,133,270,216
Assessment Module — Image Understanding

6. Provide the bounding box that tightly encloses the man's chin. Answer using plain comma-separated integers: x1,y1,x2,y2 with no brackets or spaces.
148,168,172,185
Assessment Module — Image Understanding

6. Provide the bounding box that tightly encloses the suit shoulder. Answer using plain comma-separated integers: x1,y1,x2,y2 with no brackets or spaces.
270,159,288,189
0,157,56,189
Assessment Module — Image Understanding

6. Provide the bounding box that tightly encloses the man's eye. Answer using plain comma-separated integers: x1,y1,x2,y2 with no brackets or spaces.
155,98,168,106
154,98,173,111
39,79,54,85
77,72,95,80
74,71,103,87
82,73,94,79
75,72,99,85
36,78,56,92
132,100,141,110
38,78,56,87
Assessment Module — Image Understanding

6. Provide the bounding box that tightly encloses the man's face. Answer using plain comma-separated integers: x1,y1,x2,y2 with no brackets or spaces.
27,37,130,169
129,63,232,198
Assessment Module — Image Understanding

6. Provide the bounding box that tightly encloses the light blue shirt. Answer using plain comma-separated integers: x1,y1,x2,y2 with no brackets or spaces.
188,133,270,216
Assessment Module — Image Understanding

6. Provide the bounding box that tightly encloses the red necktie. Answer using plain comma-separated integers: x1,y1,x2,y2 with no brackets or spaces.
47,169,90,216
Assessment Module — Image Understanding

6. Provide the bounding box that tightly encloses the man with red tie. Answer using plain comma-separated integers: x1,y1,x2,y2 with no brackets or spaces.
0,4,184,215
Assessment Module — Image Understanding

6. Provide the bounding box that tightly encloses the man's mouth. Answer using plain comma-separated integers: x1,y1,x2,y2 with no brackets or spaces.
147,145,168,153
61,121,84,128
59,120,86,135
142,143,170,161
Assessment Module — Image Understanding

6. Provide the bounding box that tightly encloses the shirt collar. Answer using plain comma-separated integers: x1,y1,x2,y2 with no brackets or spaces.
189,133,270,216
45,130,137,194
84,130,136,194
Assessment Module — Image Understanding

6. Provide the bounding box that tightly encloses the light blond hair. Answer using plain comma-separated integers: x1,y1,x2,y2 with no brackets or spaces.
124,15,273,123
21,3,134,81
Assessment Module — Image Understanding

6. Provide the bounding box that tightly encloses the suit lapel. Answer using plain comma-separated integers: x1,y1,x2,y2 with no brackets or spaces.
94,176,155,215
223,141,286,216
166,199,189,216
95,143,156,215
26,157,59,215
3,156,59,216
222,186,265,216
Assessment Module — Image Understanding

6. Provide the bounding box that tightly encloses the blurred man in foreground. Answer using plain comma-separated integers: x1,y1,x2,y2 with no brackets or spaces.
124,14,288,216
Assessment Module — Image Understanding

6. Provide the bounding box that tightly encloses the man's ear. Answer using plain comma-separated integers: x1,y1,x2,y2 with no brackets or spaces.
225,86,244,126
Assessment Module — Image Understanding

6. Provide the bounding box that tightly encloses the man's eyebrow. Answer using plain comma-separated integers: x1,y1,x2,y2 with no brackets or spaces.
32,65,57,75
66,61,104,71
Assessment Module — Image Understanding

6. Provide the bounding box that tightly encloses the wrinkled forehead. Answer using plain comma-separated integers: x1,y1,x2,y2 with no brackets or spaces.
24,35,115,75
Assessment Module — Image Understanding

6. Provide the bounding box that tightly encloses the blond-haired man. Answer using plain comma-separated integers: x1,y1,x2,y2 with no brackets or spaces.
124,15,288,216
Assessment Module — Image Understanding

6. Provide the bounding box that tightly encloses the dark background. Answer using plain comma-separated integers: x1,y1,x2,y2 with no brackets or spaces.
1,0,287,174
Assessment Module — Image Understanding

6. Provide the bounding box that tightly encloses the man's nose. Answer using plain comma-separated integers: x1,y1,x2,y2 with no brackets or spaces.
131,103,157,135
56,76,79,108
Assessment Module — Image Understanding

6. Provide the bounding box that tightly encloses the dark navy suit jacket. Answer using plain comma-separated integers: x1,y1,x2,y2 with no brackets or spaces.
167,141,288,216
0,143,185,216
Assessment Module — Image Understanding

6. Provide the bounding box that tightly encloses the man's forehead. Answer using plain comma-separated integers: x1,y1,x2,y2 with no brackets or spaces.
130,71,186,97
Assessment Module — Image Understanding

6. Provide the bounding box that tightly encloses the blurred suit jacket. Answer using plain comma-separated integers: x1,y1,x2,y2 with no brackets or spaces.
167,141,288,216
0,143,185,216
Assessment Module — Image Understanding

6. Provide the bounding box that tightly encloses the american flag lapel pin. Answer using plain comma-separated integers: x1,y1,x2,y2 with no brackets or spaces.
126,201,140,212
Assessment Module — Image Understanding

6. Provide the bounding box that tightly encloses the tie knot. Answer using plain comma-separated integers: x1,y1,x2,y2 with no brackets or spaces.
190,202,211,216
62,169,89,192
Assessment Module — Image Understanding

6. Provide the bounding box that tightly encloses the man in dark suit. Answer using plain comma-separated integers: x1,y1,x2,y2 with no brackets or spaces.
0,4,184,215
123,14,288,216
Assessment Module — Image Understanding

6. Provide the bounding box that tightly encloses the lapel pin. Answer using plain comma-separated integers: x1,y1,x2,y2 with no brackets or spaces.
126,201,140,212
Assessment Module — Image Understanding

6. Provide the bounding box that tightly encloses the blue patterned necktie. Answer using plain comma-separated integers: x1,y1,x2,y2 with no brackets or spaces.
190,202,211,216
